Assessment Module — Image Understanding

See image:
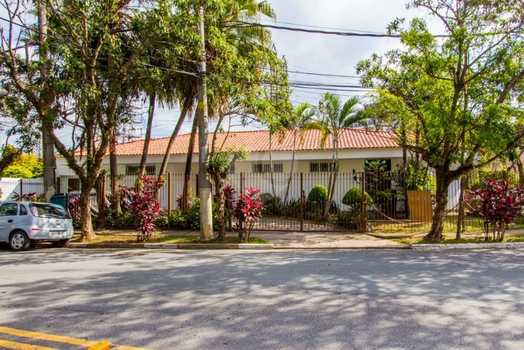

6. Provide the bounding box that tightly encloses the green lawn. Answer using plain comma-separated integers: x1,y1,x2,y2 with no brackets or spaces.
71,231,267,244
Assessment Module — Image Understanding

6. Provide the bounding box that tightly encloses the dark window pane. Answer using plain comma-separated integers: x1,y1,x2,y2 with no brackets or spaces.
0,203,18,216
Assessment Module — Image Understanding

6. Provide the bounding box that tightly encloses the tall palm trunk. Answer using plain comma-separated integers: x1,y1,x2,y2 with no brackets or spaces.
157,97,192,185
283,130,297,203
109,128,120,216
182,115,198,211
268,131,276,197
137,92,156,185
324,135,338,217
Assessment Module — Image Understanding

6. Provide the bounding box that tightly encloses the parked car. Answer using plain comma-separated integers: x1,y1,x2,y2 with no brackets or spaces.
0,201,74,251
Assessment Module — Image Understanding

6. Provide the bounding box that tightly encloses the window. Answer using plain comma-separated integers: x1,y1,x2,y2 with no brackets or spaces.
30,203,69,219
0,203,18,216
252,163,283,174
19,205,28,216
310,162,336,173
126,165,156,176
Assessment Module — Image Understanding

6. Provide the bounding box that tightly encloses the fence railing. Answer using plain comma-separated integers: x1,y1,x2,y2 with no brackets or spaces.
79,170,517,234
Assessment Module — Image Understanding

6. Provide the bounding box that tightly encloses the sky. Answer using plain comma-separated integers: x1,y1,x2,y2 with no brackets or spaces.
149,0,442,139
1,0,442,148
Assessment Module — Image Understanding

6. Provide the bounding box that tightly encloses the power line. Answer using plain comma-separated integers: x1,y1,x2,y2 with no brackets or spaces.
288,70,361,79
235,21,414,38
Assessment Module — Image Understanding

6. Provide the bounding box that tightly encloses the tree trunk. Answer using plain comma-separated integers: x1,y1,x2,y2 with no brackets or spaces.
157,98,191,185
456,175,466,240
109,128,120,216
182,115,198,211
37,0,56,201
426,169,450,242
283,130,297,203
214,176,226,241
95,172,106,229
268,131,276,197
324,136,338,218
137,92,156,184
516,154,524,189
79,183,96,241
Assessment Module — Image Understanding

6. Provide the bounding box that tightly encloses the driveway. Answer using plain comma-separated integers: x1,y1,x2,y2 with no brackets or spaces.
1,249,524,349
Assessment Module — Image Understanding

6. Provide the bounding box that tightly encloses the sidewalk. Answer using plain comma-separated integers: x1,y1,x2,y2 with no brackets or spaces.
254,231,407,249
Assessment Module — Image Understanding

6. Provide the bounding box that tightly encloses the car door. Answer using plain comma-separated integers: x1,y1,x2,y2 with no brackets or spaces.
0,203,19,242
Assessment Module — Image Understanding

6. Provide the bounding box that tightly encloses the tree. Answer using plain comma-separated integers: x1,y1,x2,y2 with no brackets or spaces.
208,149,246,240
0,146,21,175
357,0,524,241
314,93,366,217
2,153,43,178
43,0,141,240
282,103,315,203
0,0,56,200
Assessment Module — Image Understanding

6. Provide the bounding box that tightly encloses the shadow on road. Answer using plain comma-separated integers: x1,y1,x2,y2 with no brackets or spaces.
1,249,524,349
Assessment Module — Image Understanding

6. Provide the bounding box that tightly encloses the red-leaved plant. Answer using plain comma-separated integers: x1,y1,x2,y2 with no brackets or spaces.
121,176,161,242
68,193,81,228
468,179,524,241
234,187,263,242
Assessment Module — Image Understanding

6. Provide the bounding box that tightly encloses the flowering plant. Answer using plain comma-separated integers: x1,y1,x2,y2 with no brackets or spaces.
468,179,524,241
234,187,263,242
121,176,161,241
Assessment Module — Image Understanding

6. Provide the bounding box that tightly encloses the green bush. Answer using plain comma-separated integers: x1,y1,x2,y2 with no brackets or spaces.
154,212,169,229
260,193,282,215
336,210,360,228
342,188,372,206
108,211,135,229
307,185,328,204
168,210,189,230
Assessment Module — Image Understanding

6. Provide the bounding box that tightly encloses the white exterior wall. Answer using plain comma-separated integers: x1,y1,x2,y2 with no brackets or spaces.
55,148,405,209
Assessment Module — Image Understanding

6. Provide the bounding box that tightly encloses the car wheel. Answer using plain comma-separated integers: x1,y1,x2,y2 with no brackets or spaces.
52,239,69,248
9,230,31,251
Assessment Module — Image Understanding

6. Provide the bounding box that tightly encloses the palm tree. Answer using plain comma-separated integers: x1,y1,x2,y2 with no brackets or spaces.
316,93,366,216
283,103,315,203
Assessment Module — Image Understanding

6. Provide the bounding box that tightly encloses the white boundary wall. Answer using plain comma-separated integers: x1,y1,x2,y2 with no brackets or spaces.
0,178,45,201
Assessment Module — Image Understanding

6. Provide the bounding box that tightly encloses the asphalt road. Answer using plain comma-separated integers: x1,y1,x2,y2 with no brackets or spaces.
1,248,524,350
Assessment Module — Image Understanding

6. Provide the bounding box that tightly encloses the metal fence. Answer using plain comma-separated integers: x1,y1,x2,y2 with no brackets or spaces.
97,170,506,234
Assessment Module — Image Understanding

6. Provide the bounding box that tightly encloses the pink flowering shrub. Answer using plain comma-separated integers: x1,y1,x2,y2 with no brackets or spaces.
68,193,81,227
468,179,524,241
234,187,263,242
121,176,161,242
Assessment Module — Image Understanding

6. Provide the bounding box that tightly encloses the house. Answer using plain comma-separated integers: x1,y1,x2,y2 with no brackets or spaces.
55,128,403,194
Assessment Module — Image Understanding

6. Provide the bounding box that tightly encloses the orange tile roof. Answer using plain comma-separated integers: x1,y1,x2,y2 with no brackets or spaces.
113,128,399,156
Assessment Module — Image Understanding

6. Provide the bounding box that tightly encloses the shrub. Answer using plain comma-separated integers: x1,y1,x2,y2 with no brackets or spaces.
68,193,81,228
468,179,524,241
108,211,135,229
307,185,328,204
336,210,360,229
154,211,169,229
260,193,282,215
342,188,372,207
122,176,161,241
168,210,189,230
235,187,263,242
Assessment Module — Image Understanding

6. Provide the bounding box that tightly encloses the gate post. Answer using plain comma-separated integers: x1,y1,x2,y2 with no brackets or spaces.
240,172,245,194
300,173,305,232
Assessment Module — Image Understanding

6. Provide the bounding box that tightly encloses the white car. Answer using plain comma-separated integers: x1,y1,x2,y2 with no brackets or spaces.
0,201,74,251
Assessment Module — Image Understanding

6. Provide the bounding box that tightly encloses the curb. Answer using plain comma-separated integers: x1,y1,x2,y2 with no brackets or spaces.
68,243,275,250
412,242,524,250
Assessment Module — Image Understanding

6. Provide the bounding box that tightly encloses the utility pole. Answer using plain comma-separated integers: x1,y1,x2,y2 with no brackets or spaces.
37,0,57,200
197,6,213,240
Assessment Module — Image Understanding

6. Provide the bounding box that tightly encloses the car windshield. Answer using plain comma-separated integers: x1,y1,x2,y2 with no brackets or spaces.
30,203,69,219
